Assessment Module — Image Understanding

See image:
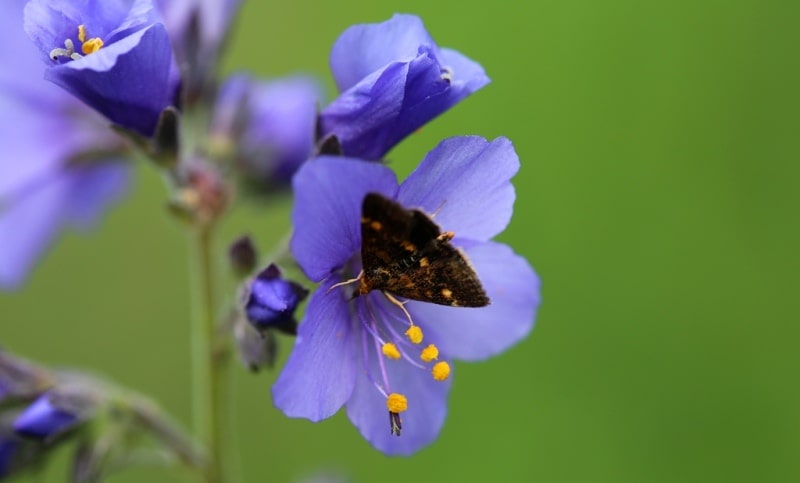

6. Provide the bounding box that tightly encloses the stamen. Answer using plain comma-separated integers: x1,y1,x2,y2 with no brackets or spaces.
386,393,407,413
50,39,81,61
441,66,453,82
432,361,451,381
77,25,104,55
420,344,439,362
387,393,407,436
82,37,104,55
381,343,401,360
405,326,423,345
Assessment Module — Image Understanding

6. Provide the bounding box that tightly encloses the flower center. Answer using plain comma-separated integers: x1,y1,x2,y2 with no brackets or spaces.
350,287,451,437
49,25,104,62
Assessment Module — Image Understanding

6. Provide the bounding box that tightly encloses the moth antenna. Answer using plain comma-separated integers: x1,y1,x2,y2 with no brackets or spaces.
382,291,415,327
430,199,447,218
327,270,364,294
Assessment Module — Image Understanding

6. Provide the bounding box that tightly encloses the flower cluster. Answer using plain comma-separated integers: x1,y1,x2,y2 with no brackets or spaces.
2,0,541,475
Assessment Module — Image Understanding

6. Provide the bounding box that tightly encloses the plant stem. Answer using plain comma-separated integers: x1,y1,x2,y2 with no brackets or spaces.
189,228,232,482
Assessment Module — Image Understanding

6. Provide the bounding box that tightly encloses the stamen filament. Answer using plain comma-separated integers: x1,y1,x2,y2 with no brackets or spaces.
360,323,387,398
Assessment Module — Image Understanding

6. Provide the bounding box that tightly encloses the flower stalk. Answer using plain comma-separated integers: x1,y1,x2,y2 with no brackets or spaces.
189,227,233,482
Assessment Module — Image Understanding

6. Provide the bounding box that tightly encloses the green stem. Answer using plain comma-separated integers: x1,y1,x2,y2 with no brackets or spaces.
189,228,232,483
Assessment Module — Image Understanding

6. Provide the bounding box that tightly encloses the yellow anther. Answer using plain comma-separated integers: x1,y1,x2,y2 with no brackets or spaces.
381,343,401,360
420,344,439,362
405,326,423,345
82,37,104,54
432,361,451,381
386,393,408,413
78,25,87,43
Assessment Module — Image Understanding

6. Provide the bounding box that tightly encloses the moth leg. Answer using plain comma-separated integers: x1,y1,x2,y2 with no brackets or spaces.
430,198,447,218
437,231,455,242
327,270,364,293
382,291,415,327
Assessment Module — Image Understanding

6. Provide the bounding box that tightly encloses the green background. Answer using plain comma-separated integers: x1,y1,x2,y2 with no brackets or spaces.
2,0,799,481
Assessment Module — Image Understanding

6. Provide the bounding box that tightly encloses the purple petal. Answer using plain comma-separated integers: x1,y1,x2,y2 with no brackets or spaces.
272,278,359,421
0,100,71,199
408,241,540,361
45,23,179,137
291,157,399,281
329,14,436,92
319,62,409,160
62,163,129,228
440,47,490,94
0,163,129,290
345,333,452,455
0,174,65,290
157,0,241,53
397,136,519,241
13,394,78,439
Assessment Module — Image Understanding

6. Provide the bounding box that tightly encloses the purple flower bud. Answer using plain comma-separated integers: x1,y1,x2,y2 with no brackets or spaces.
13,394,80,440
244,264,308,331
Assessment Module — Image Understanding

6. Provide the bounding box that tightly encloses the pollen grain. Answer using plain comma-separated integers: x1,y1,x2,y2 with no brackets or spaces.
386,393,408,413
420,344,439,362
382,342,401,360
432,361,451,381
405,326,423,345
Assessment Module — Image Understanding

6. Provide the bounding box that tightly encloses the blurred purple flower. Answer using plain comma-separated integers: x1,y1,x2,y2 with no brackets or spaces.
13,394,80,440
24,0,180,136
212,74,322,187
156,0,241,100
318,14,490,160
0,0,129,289
273,136,539,455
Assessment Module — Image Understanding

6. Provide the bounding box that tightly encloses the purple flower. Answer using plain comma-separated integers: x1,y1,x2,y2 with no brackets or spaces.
156,0,241,100
244,263,309,332
318,14,490,160
212,74,322,188
13,394,80,439
273,136,539,455
0,0,129,289
24,0,180,137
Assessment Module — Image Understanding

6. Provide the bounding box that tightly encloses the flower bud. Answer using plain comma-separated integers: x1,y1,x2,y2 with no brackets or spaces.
13,395,79,439
244,264,308,331
233,316,278,371
228,235,258,278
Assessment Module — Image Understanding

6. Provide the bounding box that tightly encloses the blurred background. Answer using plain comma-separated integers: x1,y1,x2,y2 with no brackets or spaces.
2,0,799,481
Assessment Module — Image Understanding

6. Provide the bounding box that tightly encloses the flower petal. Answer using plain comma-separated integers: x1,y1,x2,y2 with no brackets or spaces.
13,394,78,439
0,174,65,290
329,14,435,92
345,332,452,456
0,163,128,290
397,136,519,241
319,61,409,160
45,23,179,137
291,157,398,281
272,278,359,421
439,47,491,96
408,241,540,361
